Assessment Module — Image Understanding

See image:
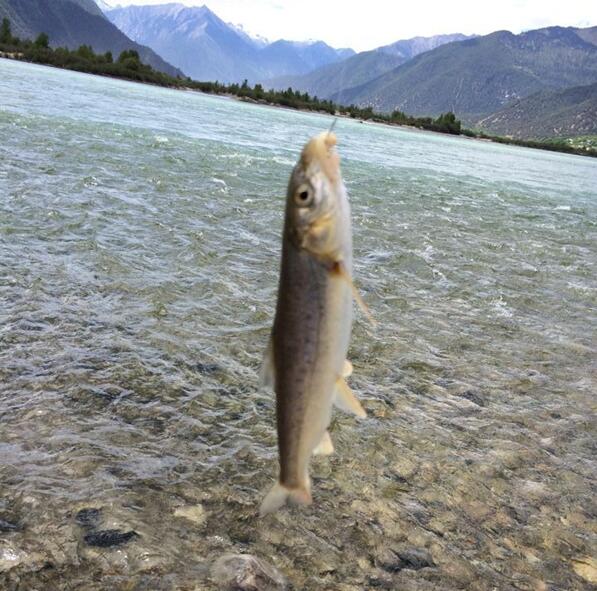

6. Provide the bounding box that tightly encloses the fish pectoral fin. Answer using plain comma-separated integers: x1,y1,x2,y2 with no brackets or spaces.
313,430,334,456
342,359,353,378
332,261,376,327
334,378,367,419
258,335,275,389
259,480,312,516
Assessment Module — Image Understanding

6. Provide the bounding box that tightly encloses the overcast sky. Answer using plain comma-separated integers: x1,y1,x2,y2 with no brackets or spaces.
110,0,597,51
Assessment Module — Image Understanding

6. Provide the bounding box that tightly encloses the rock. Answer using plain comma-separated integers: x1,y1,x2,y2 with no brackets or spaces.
367,572,395,589
211,553,287,591
572,556,597,583
83,529,139,548
377,547,435,573
0,543,25,572
75,508,102,529
0,519,19,532
173,504,206,526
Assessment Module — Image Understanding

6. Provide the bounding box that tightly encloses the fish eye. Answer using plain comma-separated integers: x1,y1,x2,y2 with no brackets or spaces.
294,184,314,207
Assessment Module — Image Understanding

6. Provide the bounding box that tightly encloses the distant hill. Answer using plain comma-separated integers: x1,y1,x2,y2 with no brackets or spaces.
330,26,597,121
266,34,471,99
0,0,182,77
106,3,354,83
477,82,597,138
377,33,474,60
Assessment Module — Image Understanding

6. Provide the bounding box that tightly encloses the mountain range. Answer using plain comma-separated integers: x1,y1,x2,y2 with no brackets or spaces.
106,3,354,83
0,0,182,76
328,26,597,123
267,34,472,100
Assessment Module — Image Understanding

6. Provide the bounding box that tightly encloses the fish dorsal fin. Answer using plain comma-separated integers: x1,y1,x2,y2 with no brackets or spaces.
259,335,275,389
334,377,366,419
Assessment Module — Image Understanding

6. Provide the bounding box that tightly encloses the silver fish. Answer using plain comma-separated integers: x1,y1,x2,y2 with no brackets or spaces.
260,130,368,516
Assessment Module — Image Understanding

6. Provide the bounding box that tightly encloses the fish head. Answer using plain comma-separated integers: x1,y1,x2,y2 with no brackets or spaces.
285,131,350,263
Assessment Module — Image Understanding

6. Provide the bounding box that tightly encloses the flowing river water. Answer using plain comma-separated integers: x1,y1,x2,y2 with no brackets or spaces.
1,58,596,590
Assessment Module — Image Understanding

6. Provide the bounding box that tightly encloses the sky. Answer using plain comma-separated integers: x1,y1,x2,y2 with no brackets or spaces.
111,0,597,51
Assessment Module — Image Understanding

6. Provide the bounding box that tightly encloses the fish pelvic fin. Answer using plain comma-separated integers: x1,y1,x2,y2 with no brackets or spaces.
259,480,312,516
335,377,367,419
259,335,275,389
342,359,353,378
332,261,377,327
313,430,334,456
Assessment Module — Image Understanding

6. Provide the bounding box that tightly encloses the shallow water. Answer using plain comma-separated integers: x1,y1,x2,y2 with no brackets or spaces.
1,57,596,590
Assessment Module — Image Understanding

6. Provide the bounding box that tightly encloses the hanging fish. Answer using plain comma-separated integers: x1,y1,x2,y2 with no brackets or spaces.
260,130,371,515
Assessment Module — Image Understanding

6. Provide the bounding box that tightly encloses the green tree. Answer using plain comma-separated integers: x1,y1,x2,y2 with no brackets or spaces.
0,17,14,45
76,44,95,60
118,49,140,63
104,50,113,63
253,83,264,99
34,32,49,48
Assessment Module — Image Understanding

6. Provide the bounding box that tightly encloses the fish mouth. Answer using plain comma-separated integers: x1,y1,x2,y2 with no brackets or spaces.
300,131,340,186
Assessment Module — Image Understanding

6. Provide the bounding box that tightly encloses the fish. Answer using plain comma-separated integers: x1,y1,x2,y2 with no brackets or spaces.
259,130,368,516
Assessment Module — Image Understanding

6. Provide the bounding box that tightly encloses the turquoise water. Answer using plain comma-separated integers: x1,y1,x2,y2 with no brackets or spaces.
1,58,596,590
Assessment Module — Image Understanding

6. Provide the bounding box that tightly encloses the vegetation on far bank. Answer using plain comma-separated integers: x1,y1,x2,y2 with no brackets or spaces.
1,18,595,158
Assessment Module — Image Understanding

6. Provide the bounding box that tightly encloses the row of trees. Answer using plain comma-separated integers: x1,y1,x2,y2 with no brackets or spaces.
0,18,177,85
187,79,464,135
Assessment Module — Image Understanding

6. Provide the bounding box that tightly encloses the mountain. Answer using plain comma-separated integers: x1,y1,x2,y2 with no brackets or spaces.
328,26,597,121
107,3,259,82
0,0,182,77
265,34,471,100
477,82,597,138
95,0,113,12
105,3,354,83
378,33,473,59
267,50,405,99
256,39,353,80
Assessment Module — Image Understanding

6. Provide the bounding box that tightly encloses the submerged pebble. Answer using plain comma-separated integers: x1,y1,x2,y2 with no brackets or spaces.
83,529,139,548
0,520,19,533
75,508,102,529
376,547,435,573
173,504,207,526
211,554,287,591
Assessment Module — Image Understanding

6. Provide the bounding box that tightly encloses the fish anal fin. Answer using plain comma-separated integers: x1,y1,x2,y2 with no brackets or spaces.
259,335,275,389
334,378,366,419
313,430,334,456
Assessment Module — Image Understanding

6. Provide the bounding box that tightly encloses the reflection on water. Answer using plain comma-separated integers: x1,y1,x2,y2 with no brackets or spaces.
1,58,596,590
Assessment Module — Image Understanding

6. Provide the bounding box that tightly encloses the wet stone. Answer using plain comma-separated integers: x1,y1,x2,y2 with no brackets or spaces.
75,508,102,529
367,572,396,589
211,553,287,591
173,504,207,526
195,362,221,375
83,529,139,548
377,547,435,573
458,389,486,407
0,519,19,532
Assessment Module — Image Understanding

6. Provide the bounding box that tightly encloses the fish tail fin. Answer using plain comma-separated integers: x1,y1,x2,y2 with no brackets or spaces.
259,480,312,516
